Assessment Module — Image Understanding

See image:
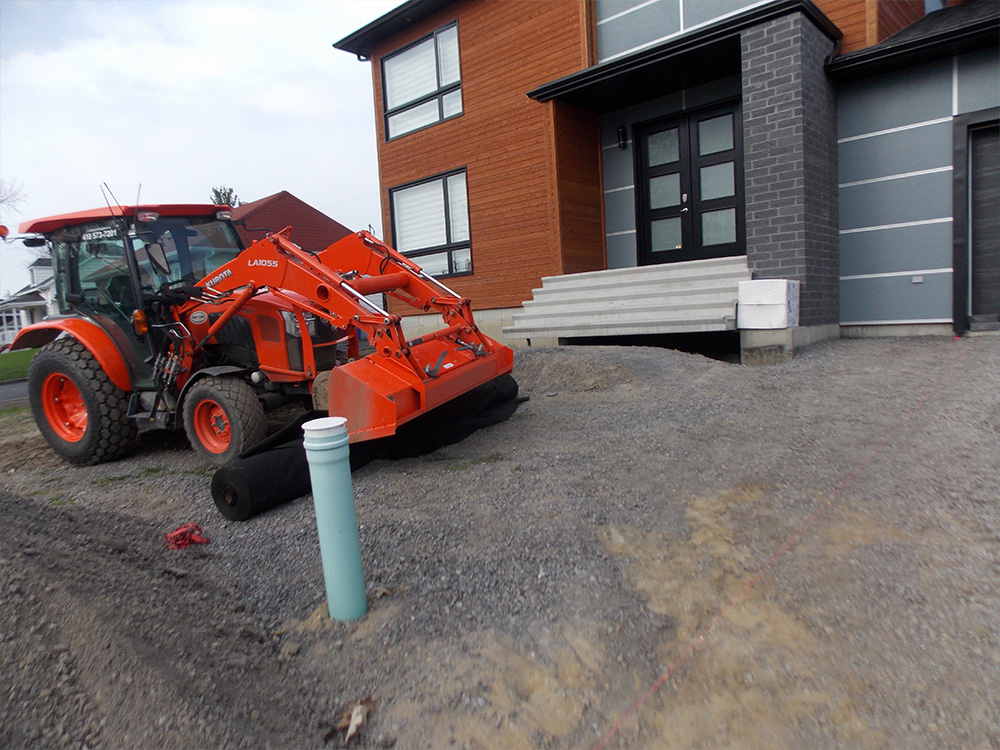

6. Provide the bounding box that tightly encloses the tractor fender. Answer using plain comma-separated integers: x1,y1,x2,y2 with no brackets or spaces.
10,319,133,393
177,366,249,405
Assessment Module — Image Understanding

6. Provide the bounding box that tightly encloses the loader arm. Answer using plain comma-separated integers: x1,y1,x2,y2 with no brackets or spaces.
181,229,513,441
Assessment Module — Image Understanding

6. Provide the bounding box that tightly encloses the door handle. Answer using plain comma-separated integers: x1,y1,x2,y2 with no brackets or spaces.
680,207,689,213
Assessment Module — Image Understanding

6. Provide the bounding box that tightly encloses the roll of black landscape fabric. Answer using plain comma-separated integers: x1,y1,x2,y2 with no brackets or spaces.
210,410,323,522
211,375,524,521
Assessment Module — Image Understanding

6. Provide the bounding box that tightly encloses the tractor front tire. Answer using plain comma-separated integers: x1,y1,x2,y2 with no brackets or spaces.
28,337,138,465
182,376,266,468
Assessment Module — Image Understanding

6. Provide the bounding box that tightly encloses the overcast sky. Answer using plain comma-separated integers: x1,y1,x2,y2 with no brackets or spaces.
0,0,403,296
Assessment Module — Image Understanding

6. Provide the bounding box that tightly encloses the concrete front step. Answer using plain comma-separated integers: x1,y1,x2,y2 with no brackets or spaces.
525,283,743,307
537,255,750,289
508,316,735,338
514,298,737,324
504,256,750,340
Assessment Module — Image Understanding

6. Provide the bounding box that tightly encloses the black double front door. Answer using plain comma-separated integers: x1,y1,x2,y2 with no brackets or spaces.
635,104,744,266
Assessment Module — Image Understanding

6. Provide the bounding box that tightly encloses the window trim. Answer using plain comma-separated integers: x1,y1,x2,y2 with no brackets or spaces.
389,168,472,279
381,22,462,141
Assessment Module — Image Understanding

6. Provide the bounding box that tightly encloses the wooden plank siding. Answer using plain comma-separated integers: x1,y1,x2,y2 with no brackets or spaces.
815,0,925,54
370,0,596,312
878,0,925,42
817,0,872,52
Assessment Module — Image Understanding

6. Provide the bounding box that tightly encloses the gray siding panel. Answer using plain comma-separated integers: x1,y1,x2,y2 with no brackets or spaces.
837,61,952,139
839,170,953,231
598,1,681,60
682,0,765,29
604,188,636,234
838,122,952,184
839,222,954,277
957,48,1000,115
595,0,649,24
840,272,952,324
602,146,635,191
606,232,638,268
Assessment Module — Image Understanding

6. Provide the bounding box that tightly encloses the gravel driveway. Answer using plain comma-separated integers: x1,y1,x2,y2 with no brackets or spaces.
1,334,998,749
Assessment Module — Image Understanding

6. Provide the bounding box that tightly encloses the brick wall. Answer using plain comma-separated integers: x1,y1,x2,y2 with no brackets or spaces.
742,12,840,327
370,0,596,313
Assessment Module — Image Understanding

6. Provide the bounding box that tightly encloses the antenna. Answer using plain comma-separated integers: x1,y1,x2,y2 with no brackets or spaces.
134,183,142,211
101,182,125,217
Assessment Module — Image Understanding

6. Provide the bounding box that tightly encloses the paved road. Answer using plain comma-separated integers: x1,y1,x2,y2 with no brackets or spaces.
0,378,28,405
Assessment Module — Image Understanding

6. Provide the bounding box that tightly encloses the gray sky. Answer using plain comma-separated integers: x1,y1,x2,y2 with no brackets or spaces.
0,0,402,295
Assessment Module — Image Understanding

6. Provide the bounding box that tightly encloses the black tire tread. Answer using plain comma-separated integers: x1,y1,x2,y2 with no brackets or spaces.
28,337,138,466
182,376,265,467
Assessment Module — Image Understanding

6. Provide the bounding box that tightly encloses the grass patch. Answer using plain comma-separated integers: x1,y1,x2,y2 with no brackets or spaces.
0,348,37,382
48,496,75,507
140,466,167,477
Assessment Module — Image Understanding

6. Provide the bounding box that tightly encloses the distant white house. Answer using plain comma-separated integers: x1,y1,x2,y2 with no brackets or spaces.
0,257,55,349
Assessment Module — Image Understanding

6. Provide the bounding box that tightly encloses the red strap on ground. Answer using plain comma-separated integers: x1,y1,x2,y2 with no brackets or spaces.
164,523,210,550
592,337,976,750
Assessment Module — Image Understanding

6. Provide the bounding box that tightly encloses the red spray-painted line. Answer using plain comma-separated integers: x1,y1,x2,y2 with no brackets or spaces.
592,337,975,750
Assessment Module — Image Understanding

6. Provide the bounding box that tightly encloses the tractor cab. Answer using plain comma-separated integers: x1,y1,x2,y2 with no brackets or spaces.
42,206,243,387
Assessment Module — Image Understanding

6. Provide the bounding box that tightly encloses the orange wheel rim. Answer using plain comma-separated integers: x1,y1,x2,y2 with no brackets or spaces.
193,399,231,453
41,373,87,442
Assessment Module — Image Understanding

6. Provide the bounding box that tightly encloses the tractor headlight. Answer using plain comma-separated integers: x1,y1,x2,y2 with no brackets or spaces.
279,310,316,338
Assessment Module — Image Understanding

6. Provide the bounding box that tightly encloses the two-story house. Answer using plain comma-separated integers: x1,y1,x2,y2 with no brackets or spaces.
335,0,999,361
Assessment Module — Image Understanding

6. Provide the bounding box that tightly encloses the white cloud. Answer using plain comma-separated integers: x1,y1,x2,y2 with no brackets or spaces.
0,0,399,292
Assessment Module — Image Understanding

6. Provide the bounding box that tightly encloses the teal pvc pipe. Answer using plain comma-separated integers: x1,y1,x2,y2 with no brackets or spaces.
302,417,367,621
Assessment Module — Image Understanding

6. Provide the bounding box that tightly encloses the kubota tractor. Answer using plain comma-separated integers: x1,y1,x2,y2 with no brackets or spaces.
6,204,513,467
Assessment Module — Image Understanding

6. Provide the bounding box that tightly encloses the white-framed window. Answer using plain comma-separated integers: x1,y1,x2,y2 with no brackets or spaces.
381,23,462,140
390,169,471,277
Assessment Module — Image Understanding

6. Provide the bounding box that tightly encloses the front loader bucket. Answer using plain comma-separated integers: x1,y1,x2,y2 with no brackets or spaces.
327,337,514,443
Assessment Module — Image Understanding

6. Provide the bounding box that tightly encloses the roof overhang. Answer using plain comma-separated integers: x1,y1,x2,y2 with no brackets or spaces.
334,0,455,59
826,3,1000,82
528,0,840,114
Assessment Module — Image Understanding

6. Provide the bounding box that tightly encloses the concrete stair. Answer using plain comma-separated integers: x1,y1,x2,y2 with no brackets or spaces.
503,256,751,341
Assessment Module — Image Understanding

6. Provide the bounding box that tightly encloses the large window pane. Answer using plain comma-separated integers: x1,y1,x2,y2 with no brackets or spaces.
391,170,472,277
699,162,735,200
701,208,736,245
451,247,472,274
382,24,462,140
447,173,469,242
387,100,440,139
393,180,446,252
650,173,681,209
648,128,679,166
384,38,436,110
651,217,682,251
436,26,461,85
698,114,734,155
415,251,450,276
441,89,462,119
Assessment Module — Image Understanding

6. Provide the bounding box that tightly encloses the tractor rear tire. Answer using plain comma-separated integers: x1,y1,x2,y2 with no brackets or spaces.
182,376,266,468
28,337,138,465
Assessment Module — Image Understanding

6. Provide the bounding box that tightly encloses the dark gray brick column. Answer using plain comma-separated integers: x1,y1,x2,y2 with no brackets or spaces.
742,13,839,327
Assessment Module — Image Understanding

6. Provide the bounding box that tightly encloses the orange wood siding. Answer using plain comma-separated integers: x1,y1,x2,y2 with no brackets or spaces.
370,0,593,312
817,0,870,52
551,100,604,275
878,0,925,42
817,0,927,53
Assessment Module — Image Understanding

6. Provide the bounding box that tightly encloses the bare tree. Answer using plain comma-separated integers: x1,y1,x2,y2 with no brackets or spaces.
210,186,240,207
0,177,26,220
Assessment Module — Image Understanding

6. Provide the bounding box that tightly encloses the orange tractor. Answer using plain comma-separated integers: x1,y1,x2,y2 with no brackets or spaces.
7,204,513,466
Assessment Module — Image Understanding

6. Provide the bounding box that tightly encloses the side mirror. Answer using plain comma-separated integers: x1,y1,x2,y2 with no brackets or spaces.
146,242,170,275
23,237,48,248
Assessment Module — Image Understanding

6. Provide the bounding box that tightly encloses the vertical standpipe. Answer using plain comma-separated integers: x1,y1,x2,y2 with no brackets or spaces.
302,417,367,621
